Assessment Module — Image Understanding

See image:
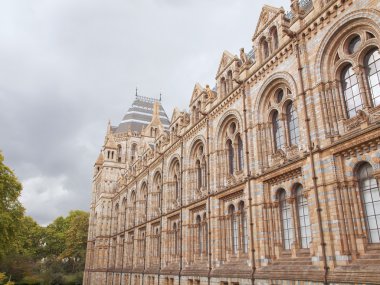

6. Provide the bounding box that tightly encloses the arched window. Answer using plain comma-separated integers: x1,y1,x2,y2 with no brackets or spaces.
365,49,380,107
221,77,227,97
227,140,234,175
202,157,207,188
130,191,136,227
229,205,238,254
271,27,279,50
196,160,202,190
341,65,362,118
203,213,208,255
237,135,244,171
174,175,179,200
173,223,178,255
286,102,299,146
295,185,311,248
117,145,122,162
227,70,233,94
272,111,284,150
196,215,202,255
263,40,269,59
358,163,380,243
279,190,294,250
114,204,119,233
239,201,248,253
131,144,137,162
155,228,160,258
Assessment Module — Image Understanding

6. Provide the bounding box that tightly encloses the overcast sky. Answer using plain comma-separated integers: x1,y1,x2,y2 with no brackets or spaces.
0,0,288,225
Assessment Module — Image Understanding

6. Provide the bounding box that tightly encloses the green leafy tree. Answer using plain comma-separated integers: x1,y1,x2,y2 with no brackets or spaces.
0,152,24,258
61,211,89,273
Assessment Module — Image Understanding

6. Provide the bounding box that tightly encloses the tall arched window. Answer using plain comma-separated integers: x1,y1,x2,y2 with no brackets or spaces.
272,111,284,150
227,70,233,94
239,201,248,253
229,205,238,254
365,49,380,107
202,157,207,188
237,135,244,171
286,102,299,146
174,175,179,200
203,213,208,255
131,144,137,162
227,140,234,175
117,145,122,162
341,65,363,118
221,77,227,97
173,223,178,255
358,163,380,243
279,190,294,250
271,27,279,50
196,215,202,255
114,204,119,234
196,160,202,190
262,38,269,59
295,185,311,248
130,191,136,227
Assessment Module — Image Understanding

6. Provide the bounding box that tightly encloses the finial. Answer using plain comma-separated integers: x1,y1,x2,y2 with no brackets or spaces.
136,87,138,98
159,92,162,101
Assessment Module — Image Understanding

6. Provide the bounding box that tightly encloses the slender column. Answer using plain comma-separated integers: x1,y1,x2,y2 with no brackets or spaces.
327,87,338,133
335,184,349,254
342,183,358,254
332,83,344,120
354,66,370,108
349,182,364,237
281,114,290,148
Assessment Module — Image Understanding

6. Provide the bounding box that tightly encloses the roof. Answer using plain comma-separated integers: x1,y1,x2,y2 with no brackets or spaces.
115,95,170,133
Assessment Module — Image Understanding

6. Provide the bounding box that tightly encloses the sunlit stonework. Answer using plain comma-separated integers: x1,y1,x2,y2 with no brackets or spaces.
84,0,380,284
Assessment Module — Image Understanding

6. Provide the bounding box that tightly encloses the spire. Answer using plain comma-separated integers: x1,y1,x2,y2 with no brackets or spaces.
107,120,112,135
135,87,138,98
159,92,162,101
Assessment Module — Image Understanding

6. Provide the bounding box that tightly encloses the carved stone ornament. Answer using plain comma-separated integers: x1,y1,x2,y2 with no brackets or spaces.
286,145,300,160
271,149,287,165
344,109,369,131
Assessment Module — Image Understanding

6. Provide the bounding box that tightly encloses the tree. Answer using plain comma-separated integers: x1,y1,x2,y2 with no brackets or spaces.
0,152,24,258
61,211,89,273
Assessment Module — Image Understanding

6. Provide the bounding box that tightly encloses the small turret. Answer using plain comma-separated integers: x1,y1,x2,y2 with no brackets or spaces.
103,121,118,162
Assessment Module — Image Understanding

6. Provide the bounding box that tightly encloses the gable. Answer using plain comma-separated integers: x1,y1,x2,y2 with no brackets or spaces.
216,50,236,78
190,83,204,105
253,5,281,41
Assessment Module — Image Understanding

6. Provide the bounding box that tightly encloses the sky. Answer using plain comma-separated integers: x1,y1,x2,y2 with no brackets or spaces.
0,0,288,226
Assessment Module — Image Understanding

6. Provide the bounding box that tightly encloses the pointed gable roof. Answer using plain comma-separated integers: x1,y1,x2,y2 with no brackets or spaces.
95,152,104,165
190,83,204,105
252,5,282,41
216,51,237,78
170,107,181,124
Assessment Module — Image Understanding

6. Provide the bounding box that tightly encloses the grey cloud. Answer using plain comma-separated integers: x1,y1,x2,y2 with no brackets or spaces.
0,0,288,224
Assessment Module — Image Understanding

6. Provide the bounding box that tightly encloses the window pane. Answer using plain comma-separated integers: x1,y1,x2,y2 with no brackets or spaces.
273,111,285,150
286,102,300,146
359,163,380,243
342,65,363,118
365,50,380,107
279,191,294,250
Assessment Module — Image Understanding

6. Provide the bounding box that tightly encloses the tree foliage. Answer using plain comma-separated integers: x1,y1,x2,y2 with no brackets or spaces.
0,152,24,258
0,152,89,284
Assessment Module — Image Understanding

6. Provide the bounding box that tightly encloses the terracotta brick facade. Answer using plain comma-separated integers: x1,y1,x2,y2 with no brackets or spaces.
84,0,380,284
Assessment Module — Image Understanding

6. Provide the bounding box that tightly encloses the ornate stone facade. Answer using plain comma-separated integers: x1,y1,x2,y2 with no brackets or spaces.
84,0,380,284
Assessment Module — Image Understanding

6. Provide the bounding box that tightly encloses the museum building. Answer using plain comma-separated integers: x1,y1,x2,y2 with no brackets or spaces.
84,0,380,284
